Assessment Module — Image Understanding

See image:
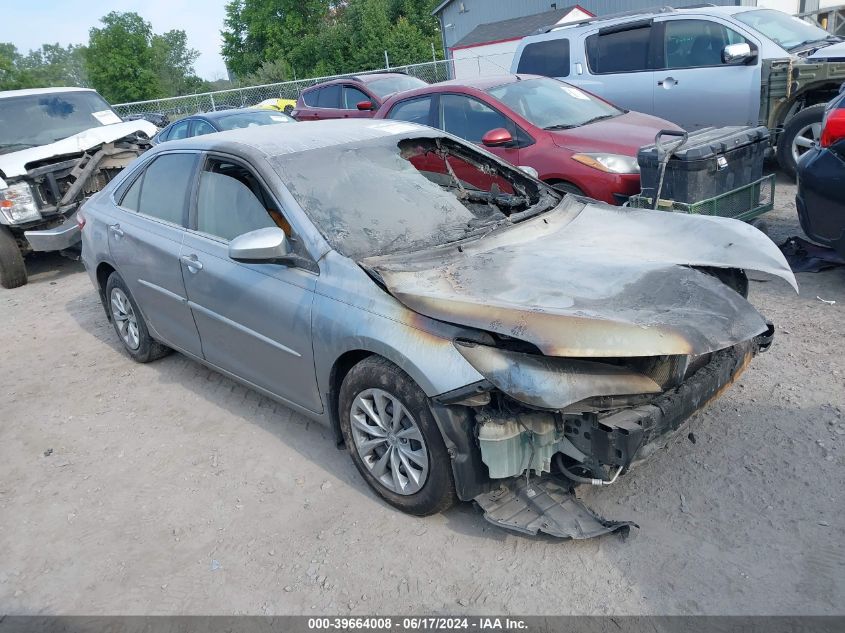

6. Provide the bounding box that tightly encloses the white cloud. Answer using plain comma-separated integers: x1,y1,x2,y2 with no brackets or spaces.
0,0,229,80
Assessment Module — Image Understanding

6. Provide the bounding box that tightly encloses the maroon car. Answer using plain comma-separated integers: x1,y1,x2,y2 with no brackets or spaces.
292,73,427,121
376,74,680,205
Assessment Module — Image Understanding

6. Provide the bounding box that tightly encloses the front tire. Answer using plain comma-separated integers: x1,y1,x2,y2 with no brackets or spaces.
0,226,27,289
339,356,456,516
105,272,170,363
778,104,826,179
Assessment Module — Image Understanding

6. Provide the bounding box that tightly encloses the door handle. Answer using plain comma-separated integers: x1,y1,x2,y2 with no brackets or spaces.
180,254,203,272
109,223,124,237
658,77,678,87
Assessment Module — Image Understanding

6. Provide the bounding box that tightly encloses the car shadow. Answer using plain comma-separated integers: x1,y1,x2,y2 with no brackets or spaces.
25,251,84,285
62,288,494,537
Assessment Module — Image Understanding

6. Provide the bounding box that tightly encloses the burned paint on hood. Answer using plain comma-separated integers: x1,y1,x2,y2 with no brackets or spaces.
362,196,797,358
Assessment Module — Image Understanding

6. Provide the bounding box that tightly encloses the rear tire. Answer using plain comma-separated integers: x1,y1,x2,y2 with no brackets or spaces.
105,271,171,363
0,226,27,289
339,356,456,516
777,104,826,180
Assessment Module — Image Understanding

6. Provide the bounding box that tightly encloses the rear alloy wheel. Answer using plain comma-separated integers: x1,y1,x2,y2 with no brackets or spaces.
105,272,171,363
339,356,456,516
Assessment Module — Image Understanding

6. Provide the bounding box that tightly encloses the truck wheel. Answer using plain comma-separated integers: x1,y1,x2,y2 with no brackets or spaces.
0,226,27,289
778,104,826,179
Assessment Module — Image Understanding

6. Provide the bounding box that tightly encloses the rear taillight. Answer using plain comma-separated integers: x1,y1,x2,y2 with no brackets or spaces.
820,108,845,148
76,209,86,231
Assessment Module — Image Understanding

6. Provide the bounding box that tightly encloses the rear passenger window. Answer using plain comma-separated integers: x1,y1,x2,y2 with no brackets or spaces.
586,25,652,74
386,97,433,126
302,88,319,106
516,39,570,77
120,153,196,226
317,84,341,108
168,120,190,140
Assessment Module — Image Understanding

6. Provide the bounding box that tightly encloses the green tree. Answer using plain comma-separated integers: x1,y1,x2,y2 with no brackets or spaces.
0,42,89,90
151,30,208,96
85,12,161,102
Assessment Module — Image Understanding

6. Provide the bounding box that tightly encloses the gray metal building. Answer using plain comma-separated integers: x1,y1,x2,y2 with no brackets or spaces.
432,0,745,57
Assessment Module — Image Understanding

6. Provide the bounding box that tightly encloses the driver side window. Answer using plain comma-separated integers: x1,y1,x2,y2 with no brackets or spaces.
664,20,751,69
439,94,513,144
195,158,291,242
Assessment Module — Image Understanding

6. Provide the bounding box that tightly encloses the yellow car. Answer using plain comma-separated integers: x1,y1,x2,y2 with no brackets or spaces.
255,97,297,115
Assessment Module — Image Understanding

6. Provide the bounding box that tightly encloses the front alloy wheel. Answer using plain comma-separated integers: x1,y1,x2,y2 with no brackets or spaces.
349,388,429,495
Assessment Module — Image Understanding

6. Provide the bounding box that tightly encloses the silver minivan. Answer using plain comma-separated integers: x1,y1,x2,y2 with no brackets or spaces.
512,5,845,175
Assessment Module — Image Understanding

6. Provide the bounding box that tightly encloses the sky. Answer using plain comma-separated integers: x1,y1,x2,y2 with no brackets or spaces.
0,0,230,80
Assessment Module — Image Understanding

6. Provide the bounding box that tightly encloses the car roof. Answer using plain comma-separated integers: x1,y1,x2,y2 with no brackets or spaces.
303,72,414,91
0,86,97,99
153,119,438,158
536,4,758,36
193,107,269,120
435,74,540,91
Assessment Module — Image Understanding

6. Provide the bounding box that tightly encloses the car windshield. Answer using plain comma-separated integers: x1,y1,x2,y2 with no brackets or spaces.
0,90,119,154
735,9,833,50
215,110,295,130
271,134,558,259
365,76,427,99
486,77,622,130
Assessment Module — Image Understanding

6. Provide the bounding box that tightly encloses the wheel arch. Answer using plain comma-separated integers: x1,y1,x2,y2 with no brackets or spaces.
95,261,117,319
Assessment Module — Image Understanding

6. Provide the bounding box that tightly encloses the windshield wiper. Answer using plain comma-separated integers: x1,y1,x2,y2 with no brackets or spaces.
789,36,842,51
545,114,617,131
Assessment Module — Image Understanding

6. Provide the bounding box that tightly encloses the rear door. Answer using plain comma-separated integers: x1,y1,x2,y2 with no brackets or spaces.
107,152,203,356
180,154,322,412
651,17,761,129
309,84,343,120
574,21,656,115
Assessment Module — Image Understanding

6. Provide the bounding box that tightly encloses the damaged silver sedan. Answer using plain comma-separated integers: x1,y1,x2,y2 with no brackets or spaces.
80,120,797,539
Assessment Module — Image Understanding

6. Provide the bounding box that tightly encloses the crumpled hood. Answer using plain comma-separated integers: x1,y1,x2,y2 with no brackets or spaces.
0,120,156,181
362,197,797,358
808,41,845,59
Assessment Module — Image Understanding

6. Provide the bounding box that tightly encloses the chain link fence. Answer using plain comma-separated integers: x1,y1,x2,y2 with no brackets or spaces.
112,59,454,120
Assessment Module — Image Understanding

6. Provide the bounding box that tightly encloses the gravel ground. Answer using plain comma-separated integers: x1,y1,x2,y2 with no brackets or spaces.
1,175,843,616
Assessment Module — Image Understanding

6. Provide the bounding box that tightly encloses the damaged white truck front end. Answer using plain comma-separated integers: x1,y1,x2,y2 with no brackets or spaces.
0,87,156,288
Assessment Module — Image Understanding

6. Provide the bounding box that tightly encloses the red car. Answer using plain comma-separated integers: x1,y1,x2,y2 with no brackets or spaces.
292,73,427,121
375,74,680,204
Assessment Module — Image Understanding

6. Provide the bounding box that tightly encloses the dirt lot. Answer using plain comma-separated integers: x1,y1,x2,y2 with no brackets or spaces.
1,175,843,616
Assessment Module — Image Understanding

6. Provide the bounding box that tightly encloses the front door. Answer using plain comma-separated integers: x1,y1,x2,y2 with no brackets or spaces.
180,155,322,412
107,152,203,357
652,18,761,129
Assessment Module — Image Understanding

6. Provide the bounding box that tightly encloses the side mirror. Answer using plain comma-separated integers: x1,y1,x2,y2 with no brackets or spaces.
482,127,514,147
357,100,375,111
723,42,754,65
229,227,291,264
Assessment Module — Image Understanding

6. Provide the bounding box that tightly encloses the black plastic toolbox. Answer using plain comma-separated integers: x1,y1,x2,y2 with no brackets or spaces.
637,126,770,204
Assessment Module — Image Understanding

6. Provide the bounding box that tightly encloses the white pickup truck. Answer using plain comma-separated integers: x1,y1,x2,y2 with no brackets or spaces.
0,87,156,288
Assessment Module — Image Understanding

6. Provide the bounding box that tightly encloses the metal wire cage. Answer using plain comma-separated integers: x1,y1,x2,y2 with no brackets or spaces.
626,174,775,222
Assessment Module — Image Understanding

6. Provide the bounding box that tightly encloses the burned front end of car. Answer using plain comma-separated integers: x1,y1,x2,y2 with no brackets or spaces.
363,189,797,538
448,328,773,488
